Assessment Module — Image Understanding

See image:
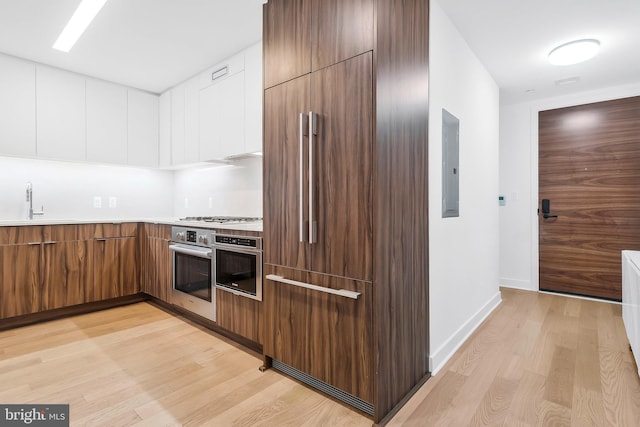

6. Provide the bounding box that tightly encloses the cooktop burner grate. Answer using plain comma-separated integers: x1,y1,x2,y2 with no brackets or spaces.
179,216,262,223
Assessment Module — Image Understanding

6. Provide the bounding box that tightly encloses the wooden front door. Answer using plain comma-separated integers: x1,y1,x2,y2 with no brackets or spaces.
539,96,640,300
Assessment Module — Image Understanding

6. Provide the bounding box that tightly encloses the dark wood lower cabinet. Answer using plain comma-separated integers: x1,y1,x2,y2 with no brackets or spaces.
263,264,373,404
90,237,138,302
41,240,92,310
141,224,172,303
0,244,40,319
216,289,262,344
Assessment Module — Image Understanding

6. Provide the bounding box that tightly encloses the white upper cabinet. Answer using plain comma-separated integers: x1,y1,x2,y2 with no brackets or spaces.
244,41,263,154
128,90,159,168
162,42,263,163
184,77,200,163
199,70,245,161
86,79,128,164
0,54,36,157
159,91,172,168
171,84,186,165
36,66,86,161
218,71,246,158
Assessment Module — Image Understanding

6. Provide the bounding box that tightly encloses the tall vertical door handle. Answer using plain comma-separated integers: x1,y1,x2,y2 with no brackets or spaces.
299,113,308,242
309,112,318,244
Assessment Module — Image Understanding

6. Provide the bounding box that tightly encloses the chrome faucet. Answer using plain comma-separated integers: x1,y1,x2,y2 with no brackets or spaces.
26,182,44,220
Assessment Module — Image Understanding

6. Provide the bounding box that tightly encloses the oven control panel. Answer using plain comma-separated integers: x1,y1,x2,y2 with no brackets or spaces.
171,226,213,248
215,235,257,247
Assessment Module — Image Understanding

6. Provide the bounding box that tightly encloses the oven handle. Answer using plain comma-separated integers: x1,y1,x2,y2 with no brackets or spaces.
169,244,212,259
266,274,360,299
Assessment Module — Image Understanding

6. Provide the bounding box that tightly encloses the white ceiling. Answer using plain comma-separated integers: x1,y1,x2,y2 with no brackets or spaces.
0,0,263,94
439,0,640,105
0,0,637,104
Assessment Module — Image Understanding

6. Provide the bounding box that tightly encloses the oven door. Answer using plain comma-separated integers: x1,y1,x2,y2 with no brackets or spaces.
214,244,262,301
170,243,215,321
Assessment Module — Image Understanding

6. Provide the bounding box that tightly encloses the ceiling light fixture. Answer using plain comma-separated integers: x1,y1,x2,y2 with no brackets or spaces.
548,39,600,66
53,0,109,52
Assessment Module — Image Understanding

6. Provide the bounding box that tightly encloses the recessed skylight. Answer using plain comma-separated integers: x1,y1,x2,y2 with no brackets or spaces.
53,0,108,52
548,39,600,66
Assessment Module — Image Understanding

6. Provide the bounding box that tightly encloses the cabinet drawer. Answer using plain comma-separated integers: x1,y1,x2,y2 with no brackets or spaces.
93,222,138,238
263,264,373,404
216,288,262,344
0,226,42,245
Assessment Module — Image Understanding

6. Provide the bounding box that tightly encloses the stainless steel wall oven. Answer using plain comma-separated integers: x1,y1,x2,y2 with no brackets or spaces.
170,227,215,321
214,234,262,301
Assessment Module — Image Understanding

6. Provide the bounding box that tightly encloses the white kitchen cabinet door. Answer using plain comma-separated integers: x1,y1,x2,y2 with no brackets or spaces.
158,91,171,168
128,90,159,168
36,66,86,161
0,54,36,157
184,77,200,163
244,42,263,154
218,71,246,158
199,71,245,161
171,84,186,165
86,79,127,164
198,83,219,161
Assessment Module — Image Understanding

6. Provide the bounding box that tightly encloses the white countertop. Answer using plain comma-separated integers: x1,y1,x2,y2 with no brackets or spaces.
0,218,263,232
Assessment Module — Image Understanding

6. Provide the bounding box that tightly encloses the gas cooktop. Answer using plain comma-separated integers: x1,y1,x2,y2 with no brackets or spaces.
179,216,262,224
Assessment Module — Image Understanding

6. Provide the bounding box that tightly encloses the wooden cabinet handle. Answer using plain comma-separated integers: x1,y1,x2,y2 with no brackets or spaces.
266,274,360,299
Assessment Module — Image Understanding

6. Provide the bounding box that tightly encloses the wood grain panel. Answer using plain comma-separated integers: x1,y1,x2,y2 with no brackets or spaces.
263,264,373,404
216,289,262,344
140,224,172,302
310,52,373,281
145,223,172,240
539,96,640,301
0,244,40,318
0,226,42,245
263,74,311,270
89,237,139,302
374,0,430,422
93,223,138,239
263,0,311,89
41,240,92,310
42,224,95,242
311,0,374,72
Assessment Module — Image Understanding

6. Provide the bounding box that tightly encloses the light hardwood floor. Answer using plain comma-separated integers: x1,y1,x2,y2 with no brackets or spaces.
388,288,640,426
1,288,639,426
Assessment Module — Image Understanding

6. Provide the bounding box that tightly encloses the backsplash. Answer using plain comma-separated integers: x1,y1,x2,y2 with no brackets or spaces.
172,157,263,218
0,156,263,221
0,156,174,221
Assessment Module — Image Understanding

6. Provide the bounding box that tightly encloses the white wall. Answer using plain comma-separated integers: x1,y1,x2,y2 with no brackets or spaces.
429,0,501,374
173,157,263,218
499,81,640,292
0,156,174,221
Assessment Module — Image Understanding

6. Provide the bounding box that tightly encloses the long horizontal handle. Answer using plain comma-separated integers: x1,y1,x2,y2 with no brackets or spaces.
266,274,360,300
543,214,558,219
169,244,212,259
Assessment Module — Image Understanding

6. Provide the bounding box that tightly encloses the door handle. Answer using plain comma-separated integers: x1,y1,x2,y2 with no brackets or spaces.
541,199,558,219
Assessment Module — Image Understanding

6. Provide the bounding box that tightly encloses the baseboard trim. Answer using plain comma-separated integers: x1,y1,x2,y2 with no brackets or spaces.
500,277,533,291
429,291,502,375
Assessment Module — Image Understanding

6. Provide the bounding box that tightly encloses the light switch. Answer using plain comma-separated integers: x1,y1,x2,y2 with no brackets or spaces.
499,195,506,206
93,196,102,208
108,197,117,208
